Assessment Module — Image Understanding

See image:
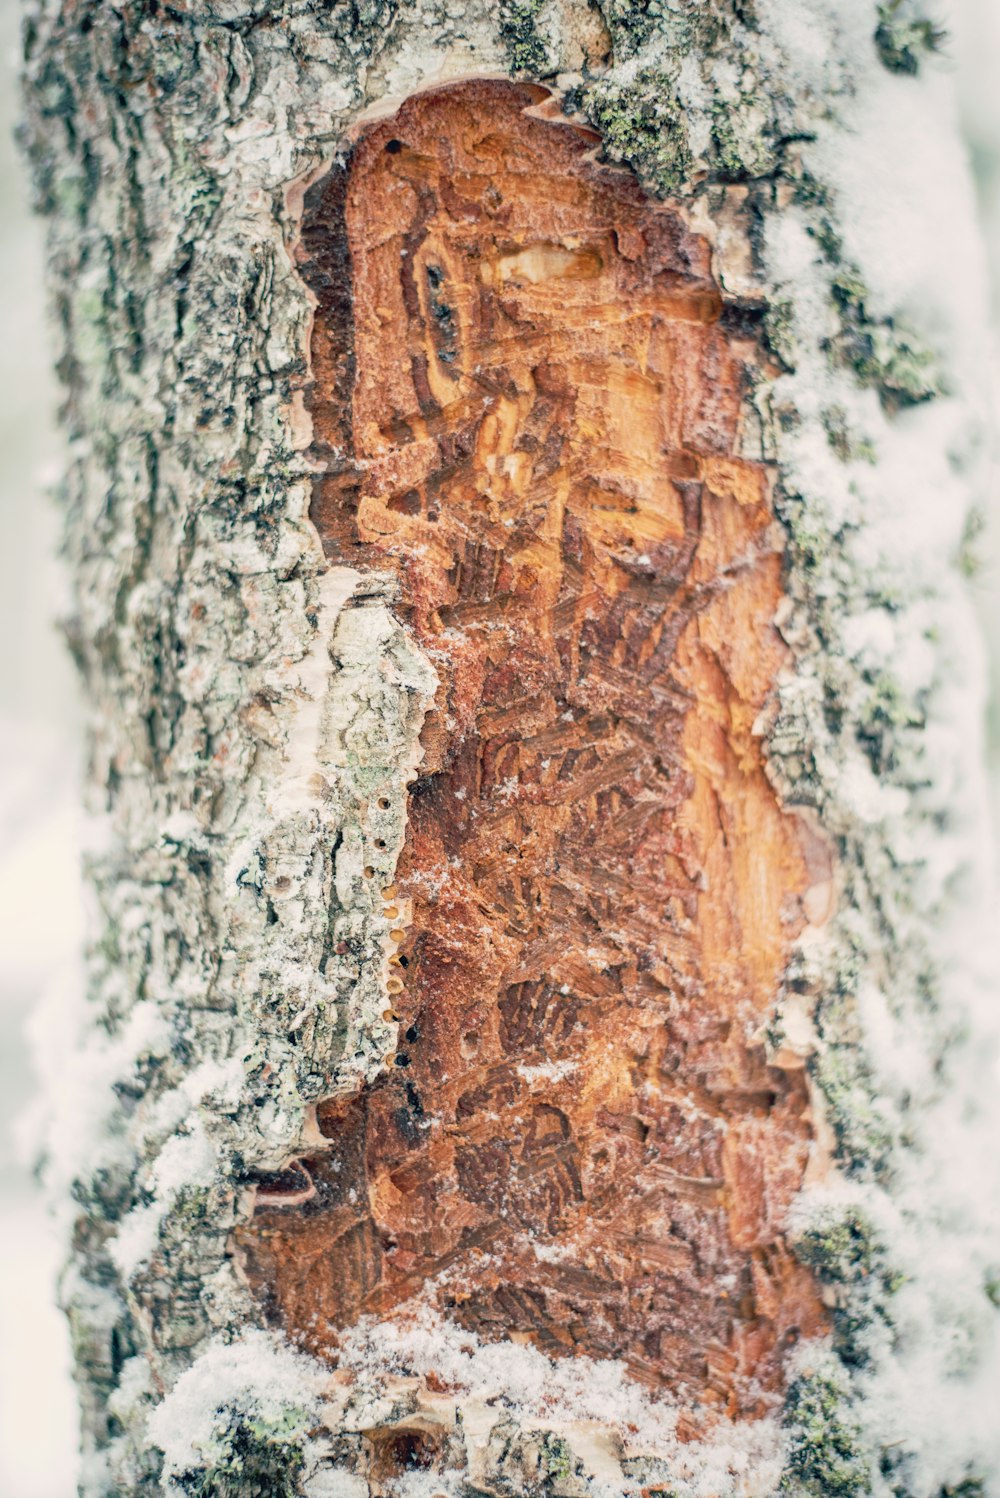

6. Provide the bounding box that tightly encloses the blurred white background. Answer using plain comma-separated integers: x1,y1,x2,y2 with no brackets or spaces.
0,0,81,1493
1,1,998,1493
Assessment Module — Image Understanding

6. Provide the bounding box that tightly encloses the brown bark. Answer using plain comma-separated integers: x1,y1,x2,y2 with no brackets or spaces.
238,80,827,1420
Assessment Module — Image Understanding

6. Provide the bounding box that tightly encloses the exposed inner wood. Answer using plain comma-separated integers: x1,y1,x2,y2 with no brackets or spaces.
238,80,826,1416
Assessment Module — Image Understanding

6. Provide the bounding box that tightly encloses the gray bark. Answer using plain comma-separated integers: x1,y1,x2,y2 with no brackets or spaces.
19,1,1000,1496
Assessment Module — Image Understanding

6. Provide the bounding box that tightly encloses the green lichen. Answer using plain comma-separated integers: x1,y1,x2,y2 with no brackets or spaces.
823,406,877,465
782,1368,871,1498
763,297,798,368
481,1419,588,1495
710,95,776,181
348,0,399,41
875,1,946,76
811,1036,896,1178
581,1,781,196
586,71,778,197
777,486,838,575
179,1413,308,1498
791,177,844,281
596,0,665,60
794,1203,904,1367
541,1433,574,1482
828,269,942,412
795,1207,883,1287
171,1184,212,1228
797,187,945,414
957,506,986,579
586,72,693,196
597,0,754,65
857,669,925,777
498,0,549,75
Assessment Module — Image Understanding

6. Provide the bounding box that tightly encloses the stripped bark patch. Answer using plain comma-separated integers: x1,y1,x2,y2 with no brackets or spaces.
238,80,827,1416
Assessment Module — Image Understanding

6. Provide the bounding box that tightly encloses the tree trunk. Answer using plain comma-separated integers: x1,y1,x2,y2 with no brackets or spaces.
19,2,1000,1496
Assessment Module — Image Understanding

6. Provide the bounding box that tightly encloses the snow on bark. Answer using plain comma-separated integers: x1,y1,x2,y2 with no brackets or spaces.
18,0,1000,1495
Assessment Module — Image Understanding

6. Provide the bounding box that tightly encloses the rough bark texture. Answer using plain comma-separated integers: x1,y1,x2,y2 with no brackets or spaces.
18,2,1000,1497
239,80,827,1412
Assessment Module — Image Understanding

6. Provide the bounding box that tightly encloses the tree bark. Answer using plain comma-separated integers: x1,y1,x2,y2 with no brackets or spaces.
19,2,1000,1497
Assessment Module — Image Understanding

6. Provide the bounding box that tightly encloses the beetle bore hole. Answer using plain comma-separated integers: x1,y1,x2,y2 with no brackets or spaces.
385,138,403,154
378,797,391,810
